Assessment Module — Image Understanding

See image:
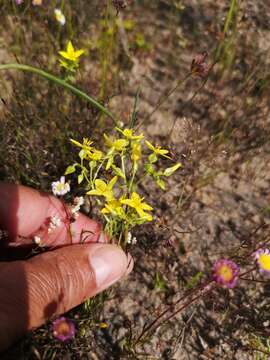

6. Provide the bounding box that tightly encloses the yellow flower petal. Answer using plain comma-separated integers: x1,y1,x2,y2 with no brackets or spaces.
87,189,100,196
67,41,75,55
95,179,107,193
145,140,155,152
145,140,170,158
258,254,270,271
58,51,71,60
141,203,153,211
108,176,118,189
75,49,85,57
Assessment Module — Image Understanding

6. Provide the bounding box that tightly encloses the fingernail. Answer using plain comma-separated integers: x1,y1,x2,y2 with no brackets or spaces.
89,245,128,289
98,231,107,243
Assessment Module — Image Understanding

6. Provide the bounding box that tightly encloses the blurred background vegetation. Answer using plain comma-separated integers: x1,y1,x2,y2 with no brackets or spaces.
0,0,270,359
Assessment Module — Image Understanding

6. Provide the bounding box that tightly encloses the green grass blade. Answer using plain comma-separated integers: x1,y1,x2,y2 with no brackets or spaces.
129,86,140,129
0,63,117,124
215,0,238,62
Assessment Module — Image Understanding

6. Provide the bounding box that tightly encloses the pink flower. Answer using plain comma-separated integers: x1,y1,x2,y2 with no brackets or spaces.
52,317,76,342
15,0,24,4
254,248,270,276
212,259,239,288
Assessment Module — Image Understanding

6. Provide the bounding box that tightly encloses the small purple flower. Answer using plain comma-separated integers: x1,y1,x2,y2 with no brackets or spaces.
52,317,76,342
254,248,270,276
212,259,239,288
15,0,24,4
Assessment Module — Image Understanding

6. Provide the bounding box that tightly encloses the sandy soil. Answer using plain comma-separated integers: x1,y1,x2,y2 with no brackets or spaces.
1,0,270,359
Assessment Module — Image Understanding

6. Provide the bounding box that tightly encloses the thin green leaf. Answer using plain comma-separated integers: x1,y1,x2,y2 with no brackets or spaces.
0,63,118,125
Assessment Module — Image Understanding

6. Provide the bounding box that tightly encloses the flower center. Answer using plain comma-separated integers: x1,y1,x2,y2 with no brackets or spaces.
56,183,65,192
55,322,71,336
258,254,270,271
218,265,233,281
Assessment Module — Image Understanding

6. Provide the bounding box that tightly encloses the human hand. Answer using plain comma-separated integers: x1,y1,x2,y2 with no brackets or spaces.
0,183,133,351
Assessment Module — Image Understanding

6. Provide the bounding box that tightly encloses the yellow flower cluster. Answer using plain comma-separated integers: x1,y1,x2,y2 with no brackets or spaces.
65,127,181,243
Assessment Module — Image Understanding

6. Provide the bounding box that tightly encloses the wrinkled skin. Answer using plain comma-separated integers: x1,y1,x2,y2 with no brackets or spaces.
0,183,133,351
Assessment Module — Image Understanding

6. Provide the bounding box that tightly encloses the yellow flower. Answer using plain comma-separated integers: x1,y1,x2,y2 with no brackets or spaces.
59,41,84,62
87,176,118,200
70,138,102,160
101,198,125,218
145,140,171,159
255,249,270,275
70,138,93,151
104,134,128,169
121,192,153,221
70,138,103,161
104,134,128,152
131,142,141,163
87,149,103,161
116,128,144,141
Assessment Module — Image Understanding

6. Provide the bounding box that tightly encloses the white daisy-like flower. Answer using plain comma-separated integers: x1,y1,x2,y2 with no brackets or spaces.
54,8,66,26
51,176,70,196
71,196,84,214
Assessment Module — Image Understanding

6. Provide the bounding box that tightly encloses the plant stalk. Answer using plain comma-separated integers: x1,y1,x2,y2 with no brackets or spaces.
0,63,117,125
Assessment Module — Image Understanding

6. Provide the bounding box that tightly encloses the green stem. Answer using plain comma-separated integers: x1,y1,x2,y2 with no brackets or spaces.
144,72,192,123
93,160,106,182
136,280,213,345
121,154,126,181
0,63,117,124
168,74,210,140
215,0,237,62
99,0,115,105
223,0,237,36
128,164,137,193
89,163,94,188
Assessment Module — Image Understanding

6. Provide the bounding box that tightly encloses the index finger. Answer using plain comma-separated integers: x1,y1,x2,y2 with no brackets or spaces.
0,183,104,248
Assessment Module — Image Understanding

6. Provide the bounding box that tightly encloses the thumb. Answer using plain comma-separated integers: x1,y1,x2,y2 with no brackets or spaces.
0,243,132,351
